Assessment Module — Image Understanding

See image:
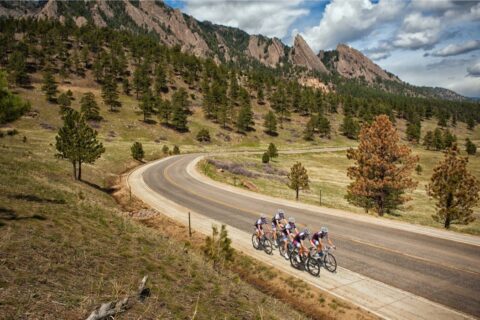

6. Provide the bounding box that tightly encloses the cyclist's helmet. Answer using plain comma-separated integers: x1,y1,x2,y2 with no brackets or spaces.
303,228,310,236
288,217,295,223
260,213,267,223
321,226,329,233
277,209,285,219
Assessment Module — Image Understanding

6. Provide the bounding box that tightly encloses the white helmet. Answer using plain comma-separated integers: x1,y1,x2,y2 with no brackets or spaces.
303,228,310,236
321,226,328,233
288,217,295,223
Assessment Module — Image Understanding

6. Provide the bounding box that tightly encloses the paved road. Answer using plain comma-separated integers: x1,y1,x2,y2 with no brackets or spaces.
143,154,480,318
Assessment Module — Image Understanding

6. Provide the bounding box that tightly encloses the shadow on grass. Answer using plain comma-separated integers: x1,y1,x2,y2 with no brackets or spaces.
81,180,118,194
0,207,46,226
10,194,66,204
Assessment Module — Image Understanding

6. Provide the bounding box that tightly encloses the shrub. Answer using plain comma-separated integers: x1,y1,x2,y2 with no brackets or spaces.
262,152,270,163
196,128,211,142
162,145,169,154
131,142,144,161
173,145,180,155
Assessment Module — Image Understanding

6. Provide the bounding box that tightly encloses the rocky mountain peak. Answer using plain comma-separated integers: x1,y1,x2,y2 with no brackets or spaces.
291,34,329,74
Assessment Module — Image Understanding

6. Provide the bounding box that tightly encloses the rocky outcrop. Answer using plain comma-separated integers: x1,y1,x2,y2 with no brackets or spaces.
325,44,400,83
246,36,286,67
290,35,329,74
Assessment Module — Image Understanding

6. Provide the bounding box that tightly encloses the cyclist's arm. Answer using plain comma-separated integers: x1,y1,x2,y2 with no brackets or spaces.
327,236,335,247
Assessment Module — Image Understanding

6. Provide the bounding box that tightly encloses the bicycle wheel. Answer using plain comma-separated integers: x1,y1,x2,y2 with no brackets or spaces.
262,237,273,255
323,253,337,272
289,250,302,269
251,234,260,249
279,243,289,259
306,257,321,277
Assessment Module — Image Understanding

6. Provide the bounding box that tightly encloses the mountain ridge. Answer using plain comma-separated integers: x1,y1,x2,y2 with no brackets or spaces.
0,0,468,101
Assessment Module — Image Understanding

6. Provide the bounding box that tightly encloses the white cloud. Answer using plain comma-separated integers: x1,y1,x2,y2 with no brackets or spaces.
392,13,441,49
467,61,480,77
183,0,308,38
431,40,480,57
300,0,405,51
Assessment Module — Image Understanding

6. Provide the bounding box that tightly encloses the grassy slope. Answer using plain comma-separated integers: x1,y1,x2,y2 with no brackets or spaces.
205,118,480,235
0,74,377,319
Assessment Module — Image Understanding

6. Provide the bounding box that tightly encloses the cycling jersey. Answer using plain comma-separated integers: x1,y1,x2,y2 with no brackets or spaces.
254,218,267,229
294,232,309,242
283,222,296,235
271,212,285,227
311,231,328,246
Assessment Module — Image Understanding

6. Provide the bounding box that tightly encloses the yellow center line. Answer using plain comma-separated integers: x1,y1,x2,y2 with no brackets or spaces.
160,156,480,277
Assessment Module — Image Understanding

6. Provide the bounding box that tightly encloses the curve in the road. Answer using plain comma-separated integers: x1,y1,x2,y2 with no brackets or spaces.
141,154,480,318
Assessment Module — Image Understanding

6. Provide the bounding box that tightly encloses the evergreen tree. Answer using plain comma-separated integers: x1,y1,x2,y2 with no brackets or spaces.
271,85,289,128
406,121,421,143
173,145,180,155
267,143,278,158
139,89,156,122
346,115,418,216
162,145,169,155
317,115,331,138
341,115,360,139
158,98,172,124
262,152,270,164
131,142,144,161
154,63,168,94
303,116,316,141
171,89,189,132
80,92,101,121
287,162,310,200
465,138,477,155
467,117,476,131
257,86,265,105
423,131,434,150
122,78,131,96
427,145,480,229
196,128,211,142
433,128,444,150
57,92,72,110
101,74,121,112
0,71,30,124
55,109,105,180
41,69,58,102
263,110,277,135
133,62,150,99
236,103,253,133
443,130,456,149
7,51,29,86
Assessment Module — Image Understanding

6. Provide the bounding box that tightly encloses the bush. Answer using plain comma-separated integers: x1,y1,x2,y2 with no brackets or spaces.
162,145,169,155
202,224,234,270
173,145,180,155
6,129,18,136
415,164,423,175
196,128,211,142
262,152,270,163
131,142,144,161
267,143,278,158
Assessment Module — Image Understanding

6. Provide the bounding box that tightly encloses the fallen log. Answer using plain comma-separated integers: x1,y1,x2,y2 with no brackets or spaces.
86,276,149,320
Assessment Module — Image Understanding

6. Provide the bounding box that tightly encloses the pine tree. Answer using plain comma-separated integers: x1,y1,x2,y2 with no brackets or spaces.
263,111,277,135
303,116,316,141
158,98,172,124
162,145,169,155
287,162,310,200
131,142,144,161
467,117,476,131
346,115,418,216
139,89,156,122
171,89,189,131
41,69,58,102
267,143,278,158
80,92,101,121
196,128,211,142
154,63,168,94
236,103,253,133
433,128,444,150
57,92,72,110
7,51,29,86
317,115,331,138
55,109,105,180
133,62,150,99
122,78,131,95
406,121,421,143
341,115,360,139
101,74,121,112
423,131,434,150
427,145,480,229
271,85,289,128
262,152,270,164
465,138,477,155
173,145,180,155
443,130,456,149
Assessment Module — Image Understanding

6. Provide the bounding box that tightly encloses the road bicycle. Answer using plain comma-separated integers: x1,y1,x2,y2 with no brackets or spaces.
251,231,273,255
278,236,294,260
309,246,337,273
289,247,321,277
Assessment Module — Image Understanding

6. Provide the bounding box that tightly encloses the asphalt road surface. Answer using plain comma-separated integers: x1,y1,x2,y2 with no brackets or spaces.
143,154,480,318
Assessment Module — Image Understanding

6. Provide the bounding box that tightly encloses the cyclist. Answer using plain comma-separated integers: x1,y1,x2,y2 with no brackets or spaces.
281,217,298,258
254,214,268,240
310,226,335,256
293,228,310,260
271,209,286,245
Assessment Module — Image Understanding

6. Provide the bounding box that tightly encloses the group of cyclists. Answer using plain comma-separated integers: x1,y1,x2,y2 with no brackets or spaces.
254,209,335,261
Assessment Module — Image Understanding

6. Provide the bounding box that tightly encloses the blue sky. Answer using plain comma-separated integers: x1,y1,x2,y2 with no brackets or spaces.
165,0,480,97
